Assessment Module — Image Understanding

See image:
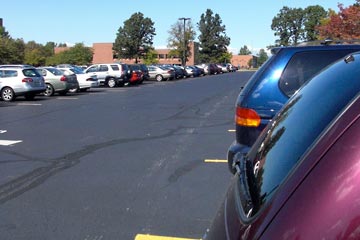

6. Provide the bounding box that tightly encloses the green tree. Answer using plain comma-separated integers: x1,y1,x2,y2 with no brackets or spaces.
24,41,47,66
271,5,328,46
0,26,10,38
45,43,93,65
43,42,56,57
0,38,25,64
113,12,156,63
218,51,232,64
239,45,252,55
197,9,230,63
303,5,327,41
142,48,159,65
63,43,93,65
257,49,268,66
167,19,196,65
271,6,305,46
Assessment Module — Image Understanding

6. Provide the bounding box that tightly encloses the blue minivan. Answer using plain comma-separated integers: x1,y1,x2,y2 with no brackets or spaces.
227,40,360,173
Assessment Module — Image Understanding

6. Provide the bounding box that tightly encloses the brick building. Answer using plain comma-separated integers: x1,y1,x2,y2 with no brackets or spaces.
55,42,253,68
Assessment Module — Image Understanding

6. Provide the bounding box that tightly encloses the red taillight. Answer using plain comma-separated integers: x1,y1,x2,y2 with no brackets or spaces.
235,107,261,127
22,78,33,83
60,76,67,81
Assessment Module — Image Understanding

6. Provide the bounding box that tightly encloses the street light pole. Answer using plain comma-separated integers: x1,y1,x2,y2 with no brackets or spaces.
179,17,190,66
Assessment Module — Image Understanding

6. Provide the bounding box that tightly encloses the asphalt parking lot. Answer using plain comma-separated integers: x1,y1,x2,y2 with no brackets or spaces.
0,71,253,240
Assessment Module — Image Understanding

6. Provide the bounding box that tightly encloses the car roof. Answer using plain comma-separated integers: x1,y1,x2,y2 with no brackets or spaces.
271,39,360,54
0,64,35,69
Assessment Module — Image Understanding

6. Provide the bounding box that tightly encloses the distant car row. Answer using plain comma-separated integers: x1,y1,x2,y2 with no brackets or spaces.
0,64,99,102
0,63,238,102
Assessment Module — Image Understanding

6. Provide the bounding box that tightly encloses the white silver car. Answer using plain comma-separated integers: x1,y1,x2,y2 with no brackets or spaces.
0,65,46,102
57,65,99,92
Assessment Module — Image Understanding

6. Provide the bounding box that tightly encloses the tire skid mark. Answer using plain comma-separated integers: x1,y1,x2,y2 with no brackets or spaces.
0,128,181,205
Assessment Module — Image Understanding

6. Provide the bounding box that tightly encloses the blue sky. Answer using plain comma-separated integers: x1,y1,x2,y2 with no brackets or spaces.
0,0,356,54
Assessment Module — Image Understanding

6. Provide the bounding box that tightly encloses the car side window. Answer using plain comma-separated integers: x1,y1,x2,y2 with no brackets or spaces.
2,70,18,78
110,65,119,71
87,66,98,73
279,50,359,97
99,65,108,72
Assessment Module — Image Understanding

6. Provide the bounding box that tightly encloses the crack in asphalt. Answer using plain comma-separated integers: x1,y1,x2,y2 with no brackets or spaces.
0,128,182,205
0,90,234,205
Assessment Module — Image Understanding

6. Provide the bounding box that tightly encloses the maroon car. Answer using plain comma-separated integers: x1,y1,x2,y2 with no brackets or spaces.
204,52,360,239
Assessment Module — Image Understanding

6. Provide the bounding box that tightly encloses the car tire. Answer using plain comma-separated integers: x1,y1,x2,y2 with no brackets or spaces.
1,87,15,102
155,75,163,82
69,88,79,93
44,83,54,96
107,78,117,88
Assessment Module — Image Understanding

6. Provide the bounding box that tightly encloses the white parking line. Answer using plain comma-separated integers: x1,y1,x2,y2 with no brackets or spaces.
0,140,22,146
56,97,78,100
0,130,7,134
17,103,42,106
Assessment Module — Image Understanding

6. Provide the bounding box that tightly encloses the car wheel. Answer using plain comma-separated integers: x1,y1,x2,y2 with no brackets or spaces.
155,75,163,82
107,78,117,88
69,88,79,93
44,83,54,96
1,87,15,102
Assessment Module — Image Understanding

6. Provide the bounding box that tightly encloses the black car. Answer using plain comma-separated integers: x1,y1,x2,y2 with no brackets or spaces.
137,64,149,82
227,39,360,173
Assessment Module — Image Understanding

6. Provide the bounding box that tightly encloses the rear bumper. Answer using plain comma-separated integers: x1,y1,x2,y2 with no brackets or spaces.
227,141,251,174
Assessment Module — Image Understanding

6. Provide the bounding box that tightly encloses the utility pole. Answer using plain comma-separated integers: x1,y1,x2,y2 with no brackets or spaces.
178,17,190,66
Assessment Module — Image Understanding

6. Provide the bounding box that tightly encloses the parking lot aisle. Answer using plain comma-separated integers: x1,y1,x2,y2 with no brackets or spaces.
135,234,200,240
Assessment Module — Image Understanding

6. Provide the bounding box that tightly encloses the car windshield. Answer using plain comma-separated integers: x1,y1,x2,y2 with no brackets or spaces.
69,68,84,74
241,53,360,217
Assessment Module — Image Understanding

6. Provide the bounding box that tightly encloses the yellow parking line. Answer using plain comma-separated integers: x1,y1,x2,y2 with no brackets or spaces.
135,234,200,240
204,159,227,163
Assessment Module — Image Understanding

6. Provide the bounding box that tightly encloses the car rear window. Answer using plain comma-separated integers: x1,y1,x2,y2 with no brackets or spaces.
242,52,360,218
45,68,63,76
23,69,41,77
279,49,360,97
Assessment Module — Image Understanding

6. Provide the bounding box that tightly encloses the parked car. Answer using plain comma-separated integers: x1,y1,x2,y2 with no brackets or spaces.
0,65,46,101
185,66,202,77
138,64,150,81
147,65,175,82
37,67,79,96
163,64,184,79
217,64,229,73
127,64,143,84
84,63,129,88
227,40,360,173
57,65,99,92
204,51,360,240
